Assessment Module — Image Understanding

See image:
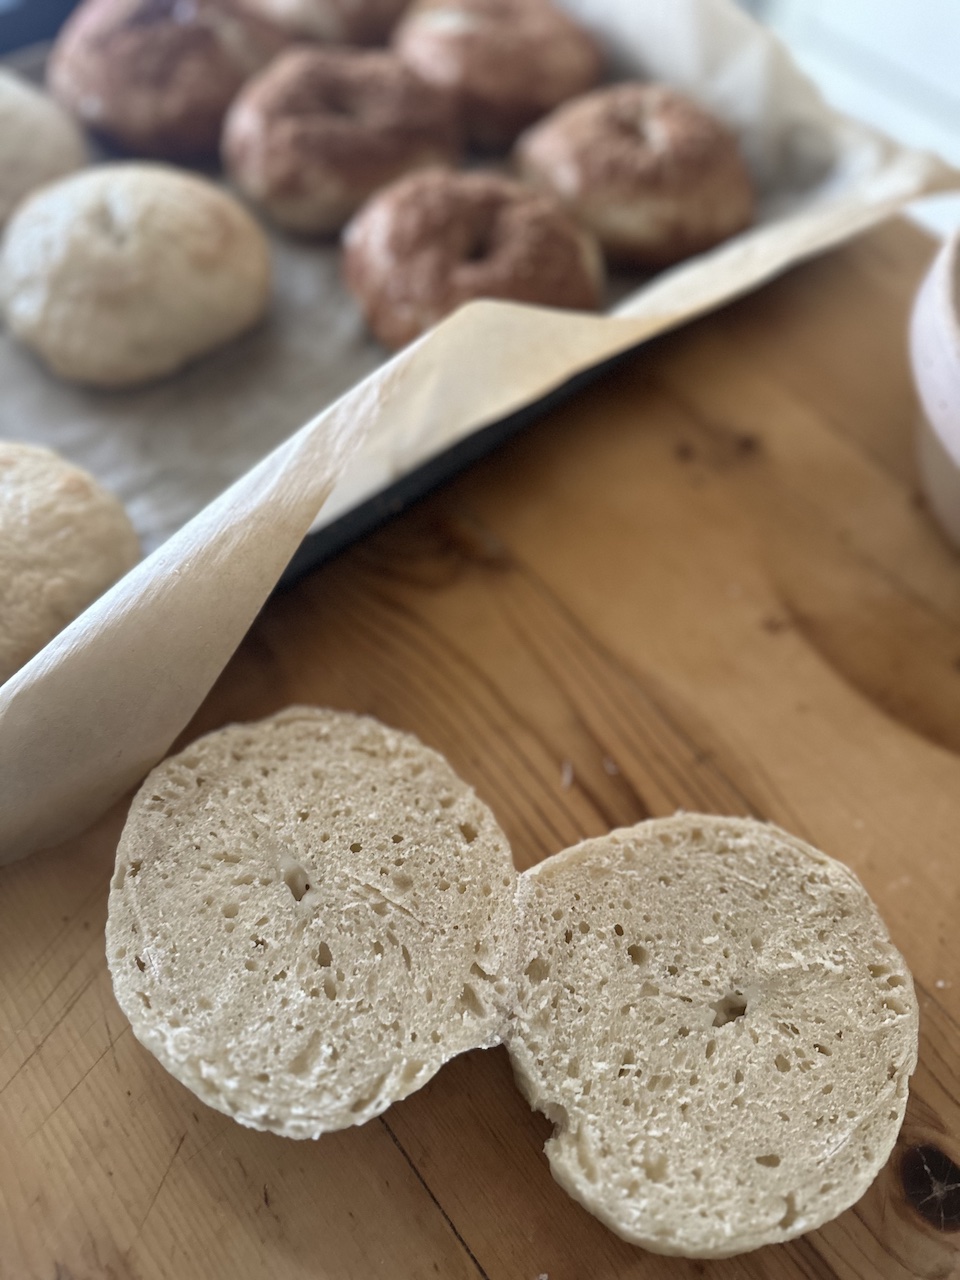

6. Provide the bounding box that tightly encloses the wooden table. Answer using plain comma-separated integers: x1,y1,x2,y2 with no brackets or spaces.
2,218,959,1280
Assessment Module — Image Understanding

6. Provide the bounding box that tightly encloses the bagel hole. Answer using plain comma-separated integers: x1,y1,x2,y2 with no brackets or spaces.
464,221,496,264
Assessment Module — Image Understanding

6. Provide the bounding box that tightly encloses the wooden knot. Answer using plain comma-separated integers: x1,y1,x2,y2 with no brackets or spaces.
900,1144,960,1231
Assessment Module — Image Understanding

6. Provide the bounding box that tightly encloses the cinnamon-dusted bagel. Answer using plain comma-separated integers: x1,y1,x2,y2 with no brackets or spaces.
343,168,604,349
393,0,602,151
0,164,271,387
223,46,460,234
516,83,755,268
47,0,289,160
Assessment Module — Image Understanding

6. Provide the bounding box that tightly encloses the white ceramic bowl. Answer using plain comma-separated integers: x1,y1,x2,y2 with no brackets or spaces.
911,232,960,549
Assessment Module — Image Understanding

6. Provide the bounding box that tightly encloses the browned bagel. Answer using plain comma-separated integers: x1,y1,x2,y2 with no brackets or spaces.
343,167,604,348
517,83,755,268
394,0,602,151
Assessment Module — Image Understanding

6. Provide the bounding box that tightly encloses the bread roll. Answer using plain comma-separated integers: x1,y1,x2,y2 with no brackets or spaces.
0,442,139,685
0,70,87,227
107,708,519,1138
107,726,917,1257
507,814,918,1257
0,163,271,388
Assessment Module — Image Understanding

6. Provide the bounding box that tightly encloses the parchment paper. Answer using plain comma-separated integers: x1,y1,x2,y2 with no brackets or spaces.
1,0,956,860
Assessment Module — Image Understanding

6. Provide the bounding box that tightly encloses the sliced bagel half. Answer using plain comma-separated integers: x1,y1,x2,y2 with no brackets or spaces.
107,706,518,1138
507,814,918,1258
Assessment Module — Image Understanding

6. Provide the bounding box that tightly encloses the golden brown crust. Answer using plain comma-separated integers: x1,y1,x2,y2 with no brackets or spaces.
342,167,604,349
47,0,289,159
223,46,461,233
516,83,755,268
393,0,602,151
238,0,409,44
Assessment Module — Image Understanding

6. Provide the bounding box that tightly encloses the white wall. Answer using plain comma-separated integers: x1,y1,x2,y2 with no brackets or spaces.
749,0,960,235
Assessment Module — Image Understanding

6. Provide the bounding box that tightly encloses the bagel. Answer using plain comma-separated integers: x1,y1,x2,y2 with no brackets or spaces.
343,167,604,348
517,83,755,267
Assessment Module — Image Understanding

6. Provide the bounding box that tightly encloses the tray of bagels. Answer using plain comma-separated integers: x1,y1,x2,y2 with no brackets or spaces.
1,0,956,564
0,0,957,1265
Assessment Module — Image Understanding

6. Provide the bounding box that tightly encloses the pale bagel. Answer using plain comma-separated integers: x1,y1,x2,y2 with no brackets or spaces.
0,70,87,227
107,707,519,1138
0,442,139,685
507,814,918,1258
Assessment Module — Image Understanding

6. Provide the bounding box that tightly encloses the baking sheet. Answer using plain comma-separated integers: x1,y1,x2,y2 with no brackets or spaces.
1,1,950,554
1,0,958,860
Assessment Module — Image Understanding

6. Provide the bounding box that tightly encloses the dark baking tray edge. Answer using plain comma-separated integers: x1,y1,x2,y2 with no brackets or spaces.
277,338,647,589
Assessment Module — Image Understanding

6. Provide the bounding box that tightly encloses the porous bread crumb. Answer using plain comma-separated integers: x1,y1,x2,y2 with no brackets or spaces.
507,814,918,1258
108,730,918,1259
0,163,270,387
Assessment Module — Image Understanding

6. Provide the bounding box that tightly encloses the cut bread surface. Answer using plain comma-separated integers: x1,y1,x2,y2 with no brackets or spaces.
107,707,518,1138
507,815,918,1258
108,730,918,1260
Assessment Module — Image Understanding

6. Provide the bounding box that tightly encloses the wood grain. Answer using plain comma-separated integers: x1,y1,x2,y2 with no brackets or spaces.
2,218,959,1279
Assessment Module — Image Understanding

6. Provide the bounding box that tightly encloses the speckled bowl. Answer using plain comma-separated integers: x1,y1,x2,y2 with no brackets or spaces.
911,232,960,549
